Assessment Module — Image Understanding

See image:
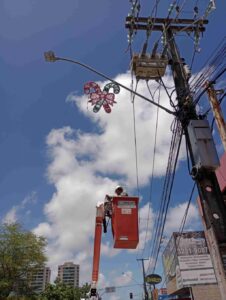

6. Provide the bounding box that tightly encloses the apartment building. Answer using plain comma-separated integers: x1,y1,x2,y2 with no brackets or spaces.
57,262,80,287
31,266,51,294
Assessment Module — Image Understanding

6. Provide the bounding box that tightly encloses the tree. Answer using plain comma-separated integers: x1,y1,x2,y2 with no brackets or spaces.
41,282,91,300
0,223,47,297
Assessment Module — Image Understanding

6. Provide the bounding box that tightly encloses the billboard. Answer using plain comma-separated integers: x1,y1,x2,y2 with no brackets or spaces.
162,235,178,284
162,231,217,292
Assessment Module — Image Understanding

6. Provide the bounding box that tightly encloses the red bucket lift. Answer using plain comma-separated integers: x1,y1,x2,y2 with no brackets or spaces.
111,196,139,249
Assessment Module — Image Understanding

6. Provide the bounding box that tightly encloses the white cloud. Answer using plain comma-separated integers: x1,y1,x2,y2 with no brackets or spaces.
22,191,37,207
3,206,17,224
98,273,110,289
101,242,121,257
129,203,155,254
34,72,187,284
165,202,201,236
3,191,37,224
33,222,53,238
113,271,133,286
109,295,120,300
67,73,176,187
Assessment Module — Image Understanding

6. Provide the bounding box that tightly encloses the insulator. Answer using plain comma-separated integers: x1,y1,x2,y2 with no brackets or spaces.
141,42,148,57
194,6,199,14
183,64,191,80
161,45,168,58
151,42,158,58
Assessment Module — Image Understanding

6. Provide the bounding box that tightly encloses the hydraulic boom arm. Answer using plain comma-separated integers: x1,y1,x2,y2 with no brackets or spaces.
90,204,105,299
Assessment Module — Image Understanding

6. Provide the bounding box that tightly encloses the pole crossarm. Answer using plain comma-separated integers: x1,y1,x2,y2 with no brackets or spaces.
44,51,175,116
126,16,209,25
125,17,207,32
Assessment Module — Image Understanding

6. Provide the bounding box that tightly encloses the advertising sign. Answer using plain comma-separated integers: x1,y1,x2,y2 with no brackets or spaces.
178,254,213,270
174,231,216,286
145,274,162,284
174,231,208,257
180,269,216,285
162,231,217,291
162,235,178,284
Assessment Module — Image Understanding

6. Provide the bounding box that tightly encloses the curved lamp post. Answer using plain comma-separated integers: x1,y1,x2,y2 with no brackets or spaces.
44,51,175,116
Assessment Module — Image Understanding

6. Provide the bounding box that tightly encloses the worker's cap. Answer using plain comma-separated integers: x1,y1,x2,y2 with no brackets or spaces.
115,185,123,194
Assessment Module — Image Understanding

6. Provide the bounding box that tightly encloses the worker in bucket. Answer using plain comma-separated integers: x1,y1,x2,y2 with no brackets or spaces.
104,186,128,216
114,185,128,196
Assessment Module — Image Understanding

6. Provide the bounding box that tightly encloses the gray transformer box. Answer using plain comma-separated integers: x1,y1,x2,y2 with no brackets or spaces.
187,119,220,170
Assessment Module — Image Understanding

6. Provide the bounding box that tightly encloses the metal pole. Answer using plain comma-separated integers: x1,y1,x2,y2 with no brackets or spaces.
44,51,175,116
206,82,226,151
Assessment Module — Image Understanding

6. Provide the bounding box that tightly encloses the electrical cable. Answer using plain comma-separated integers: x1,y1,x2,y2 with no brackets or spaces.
139,83,161,258
131,80,140,197
159,76,177,109
146,119,182,273
193,67,226,106
150,123,183,274
145,118,179,269
185,135,192,175
160,182,196,288
202,90,226,119
190,37,226,104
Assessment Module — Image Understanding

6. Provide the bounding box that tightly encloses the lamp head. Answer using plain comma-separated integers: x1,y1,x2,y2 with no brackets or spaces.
44,51,58,62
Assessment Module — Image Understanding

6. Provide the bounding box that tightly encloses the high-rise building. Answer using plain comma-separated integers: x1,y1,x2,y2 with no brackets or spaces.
31,266,51,294
58,262,79,287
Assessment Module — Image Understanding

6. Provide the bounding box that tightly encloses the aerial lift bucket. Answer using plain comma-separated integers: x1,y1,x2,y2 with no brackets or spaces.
111,196,139,249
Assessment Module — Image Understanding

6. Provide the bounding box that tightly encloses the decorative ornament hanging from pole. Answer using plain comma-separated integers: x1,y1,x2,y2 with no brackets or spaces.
84,81,120,113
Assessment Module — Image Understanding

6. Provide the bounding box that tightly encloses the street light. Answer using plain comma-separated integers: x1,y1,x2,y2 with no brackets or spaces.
44,51,175,116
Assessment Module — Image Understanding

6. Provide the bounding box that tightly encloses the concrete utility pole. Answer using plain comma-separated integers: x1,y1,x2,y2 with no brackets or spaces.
137,258,149,300
126,17,226,299
206,82,226,151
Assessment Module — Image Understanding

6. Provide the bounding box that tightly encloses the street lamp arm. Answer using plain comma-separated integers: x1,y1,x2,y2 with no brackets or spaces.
44,51,175,116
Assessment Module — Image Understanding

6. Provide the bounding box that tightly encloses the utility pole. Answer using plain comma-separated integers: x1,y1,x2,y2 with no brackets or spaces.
205,82,226,151
137,258,149,300
126,17,226,299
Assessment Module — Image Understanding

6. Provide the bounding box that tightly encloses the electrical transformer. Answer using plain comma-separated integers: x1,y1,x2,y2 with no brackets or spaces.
187,119,220,171
131,53,168,80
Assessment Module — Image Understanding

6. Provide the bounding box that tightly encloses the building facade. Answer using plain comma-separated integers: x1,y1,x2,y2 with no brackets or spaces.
162,231,221,299
58,262,80,287
31,266,51,294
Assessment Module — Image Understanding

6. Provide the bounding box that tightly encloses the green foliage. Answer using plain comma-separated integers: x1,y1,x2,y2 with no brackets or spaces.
41,282,91,300
0,222,47,298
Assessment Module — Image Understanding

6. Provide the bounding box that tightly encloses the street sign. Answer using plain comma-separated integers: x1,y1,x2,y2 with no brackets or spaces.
105,286,116,293
145,274,162,284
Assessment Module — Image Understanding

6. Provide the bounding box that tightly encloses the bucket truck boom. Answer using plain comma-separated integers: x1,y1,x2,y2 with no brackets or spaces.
89,191,139,300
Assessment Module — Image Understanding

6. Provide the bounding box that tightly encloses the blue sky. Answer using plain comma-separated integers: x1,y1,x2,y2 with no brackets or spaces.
0,0,226,299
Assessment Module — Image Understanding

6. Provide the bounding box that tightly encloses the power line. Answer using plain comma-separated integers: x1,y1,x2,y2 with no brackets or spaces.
150,123,183,274
146,119,183,273
131,80,140,197
139,83,161,258
160,182,196,288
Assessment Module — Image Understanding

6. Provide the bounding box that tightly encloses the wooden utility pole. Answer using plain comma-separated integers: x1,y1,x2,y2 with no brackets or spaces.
137,258,149,300
126,17,226,299
206,82,226,151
